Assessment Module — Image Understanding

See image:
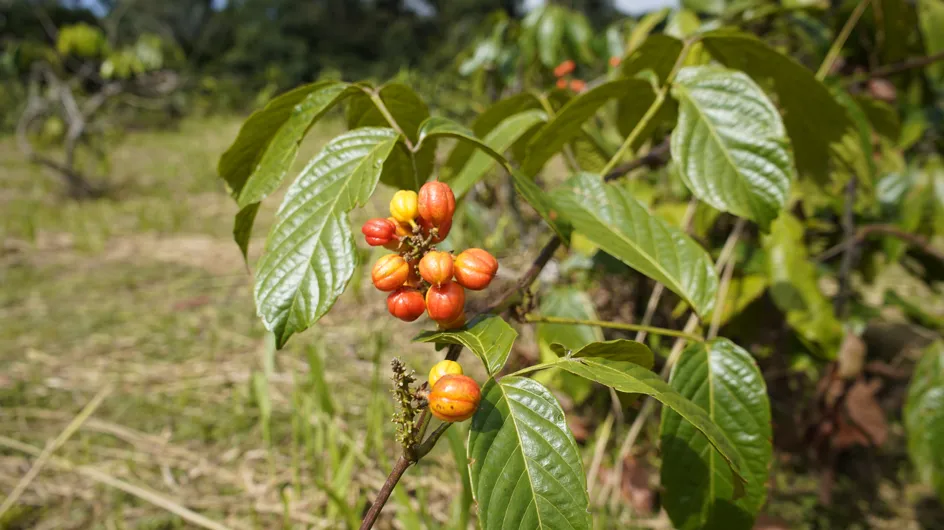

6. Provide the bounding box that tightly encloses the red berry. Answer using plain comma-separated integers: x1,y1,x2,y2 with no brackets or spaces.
436,311,467,330
554,59,576,78
556,78,568,89
569,79,586,92
386,287,426,322
362,218,397,247
453,248,498,291
371,254,409,291
425,281,465,322
419,251,454,287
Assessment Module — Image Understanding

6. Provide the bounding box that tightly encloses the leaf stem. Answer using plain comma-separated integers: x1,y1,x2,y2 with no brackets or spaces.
523,314,705,343
364,87,414,150
358,456,411,530
816,0,871,81
600,39,692,176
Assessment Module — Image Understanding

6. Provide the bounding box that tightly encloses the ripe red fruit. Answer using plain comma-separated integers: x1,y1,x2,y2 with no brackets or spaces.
371,254,409,291
425,281,465,322
386,287,426,322
418,216,452,243
419,251,454,287
556,78,568,89
429,374,481,422
362,218,397,247
554,59,576,78
418,181,456,228
453,248,498,291
569,79,587,92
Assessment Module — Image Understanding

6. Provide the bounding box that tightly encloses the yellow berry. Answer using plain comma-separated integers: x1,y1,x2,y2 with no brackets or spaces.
389,190,419,224
428,360,463,388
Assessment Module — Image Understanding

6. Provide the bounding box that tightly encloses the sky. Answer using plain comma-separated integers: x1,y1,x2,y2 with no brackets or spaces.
78,0,680,18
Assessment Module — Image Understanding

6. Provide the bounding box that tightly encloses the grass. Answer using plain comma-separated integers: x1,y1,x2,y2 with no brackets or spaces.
1,115,940,530
0,115,479,529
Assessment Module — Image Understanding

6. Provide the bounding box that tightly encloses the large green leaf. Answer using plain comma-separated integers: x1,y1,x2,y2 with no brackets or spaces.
763,213,842,356
905,341,944,502
545,355,748,495
347,84,432,190
831,87,876,190
413,315,517,376
443,93,542,179
564,10,595,64
661,339,772,530
671,66,794,230
522,79,655,176
415,117,571,241
625,9,671,53
621,33,683,83
550,339,654,370
254,128,400,348
701,30,862,186
534,287,604,405
218,81,356,258
468,377,591,530
446,110,547,198
551,173,718,316
683,0,726,15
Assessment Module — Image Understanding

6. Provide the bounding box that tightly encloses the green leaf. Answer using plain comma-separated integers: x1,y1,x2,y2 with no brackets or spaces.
547,355,748,496
551,339,654,370
537,6,565,68
661,339,772,530
347,84,432,190
236,83,357,209
218,81,356,258
671,66,794,230
905,341,944,502
413,315,518,376
442,93,543,181
853,95,901,142
511,167,573,242
521,79,655,176
535,287,604,405
710,275,768,327
831,87,876,190
468,377,591,530
919,0,944,84
626,8,672,54
683,0,726,15
564,11,595,64
445,110,548,198
552,173,718,316
666,9,702,39
616,34,684,138
701,30,863,187
254,127,400,348
763,213,843,356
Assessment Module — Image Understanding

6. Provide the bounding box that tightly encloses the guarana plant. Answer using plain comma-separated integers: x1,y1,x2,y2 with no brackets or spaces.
218,1,944,527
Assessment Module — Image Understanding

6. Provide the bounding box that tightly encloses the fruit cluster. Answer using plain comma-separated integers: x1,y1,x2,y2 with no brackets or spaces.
427,360,481,422
361,181,499,329
553,60,586,92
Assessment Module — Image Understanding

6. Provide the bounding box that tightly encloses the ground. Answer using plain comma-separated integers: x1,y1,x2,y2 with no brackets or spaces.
0,116,941,529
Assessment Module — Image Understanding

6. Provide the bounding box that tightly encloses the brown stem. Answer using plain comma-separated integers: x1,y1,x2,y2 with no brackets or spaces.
816,224,944,263
603,138,670,182
834,177,858,318
358,456,411,530
847,51,944,83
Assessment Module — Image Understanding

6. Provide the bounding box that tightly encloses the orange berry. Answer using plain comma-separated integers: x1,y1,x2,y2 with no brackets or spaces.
609,56,621,68
386,287,426,322
556,78,568,89
436,310,467,330
429,374,481,422
371,254,409,291
554,59,576,78
453,248,498,291
569,79,586,92
419,216,452,243
419,251,454,287
418,181,456,228
425,281,465,322
362,218,397,247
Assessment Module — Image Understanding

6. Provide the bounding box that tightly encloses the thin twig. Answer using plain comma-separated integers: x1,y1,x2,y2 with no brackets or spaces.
0,386,111,518
816,224,944,263
523,314,705,343
846,51,944,84
834,177,858,318
816,0,871,81
359,456,411,530
603,139,670,182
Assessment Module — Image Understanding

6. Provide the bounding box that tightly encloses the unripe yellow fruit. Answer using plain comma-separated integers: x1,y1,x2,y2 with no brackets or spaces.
428,360,463,388
390,190,419,224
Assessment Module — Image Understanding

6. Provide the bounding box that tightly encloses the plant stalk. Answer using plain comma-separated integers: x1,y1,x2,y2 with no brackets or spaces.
524,314,705,342
816,0,871,81
358,456,412,530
